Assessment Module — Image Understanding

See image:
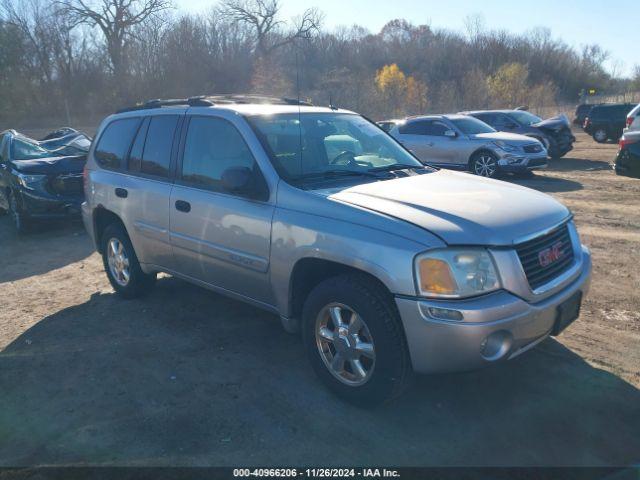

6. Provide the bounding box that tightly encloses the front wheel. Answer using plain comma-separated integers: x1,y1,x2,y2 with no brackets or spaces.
302,274,412,407
470,152,499,178
593,128,608,143
8,189,31,234
101,222,156,298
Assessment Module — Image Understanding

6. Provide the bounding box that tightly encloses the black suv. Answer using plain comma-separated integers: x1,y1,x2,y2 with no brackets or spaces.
583,103,637,143
573,104,598,126
461,109,575,159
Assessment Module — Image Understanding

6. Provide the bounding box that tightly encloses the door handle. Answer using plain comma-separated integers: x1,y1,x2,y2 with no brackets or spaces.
115,188,128,198
175,200,191,213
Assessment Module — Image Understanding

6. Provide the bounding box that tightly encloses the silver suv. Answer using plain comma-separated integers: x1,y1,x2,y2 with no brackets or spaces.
382,114,548,178
82,95,591,406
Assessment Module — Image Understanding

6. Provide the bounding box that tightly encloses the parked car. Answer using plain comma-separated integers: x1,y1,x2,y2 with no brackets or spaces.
624,103,640,134
380,114,547,178
615,131,640,178
573,103,597,126
461,109,575,159
82,95,591,406
0,128,91,232
583,103,637,143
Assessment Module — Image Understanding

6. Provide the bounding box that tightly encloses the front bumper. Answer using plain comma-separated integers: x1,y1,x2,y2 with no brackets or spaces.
396,245,591,374
17,187,83,219
497,154,548,172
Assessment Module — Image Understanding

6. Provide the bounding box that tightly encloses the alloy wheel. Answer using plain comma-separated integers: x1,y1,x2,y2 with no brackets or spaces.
107,238,131,287
474,155,497,177
315,303,376,386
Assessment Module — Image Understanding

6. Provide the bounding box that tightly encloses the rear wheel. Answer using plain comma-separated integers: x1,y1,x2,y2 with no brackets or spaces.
101,222,156,298
470,152,499,178
8,189,31,234
593,128,608,143
302,273,412,407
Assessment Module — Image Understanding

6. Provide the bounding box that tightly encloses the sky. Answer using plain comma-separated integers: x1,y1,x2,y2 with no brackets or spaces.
175,0,638,77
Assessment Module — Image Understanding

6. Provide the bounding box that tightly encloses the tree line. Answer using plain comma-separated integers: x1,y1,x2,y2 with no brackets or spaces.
0,0,637,126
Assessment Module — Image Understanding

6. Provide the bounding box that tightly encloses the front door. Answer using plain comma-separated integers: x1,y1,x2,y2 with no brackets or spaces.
169,115,275,306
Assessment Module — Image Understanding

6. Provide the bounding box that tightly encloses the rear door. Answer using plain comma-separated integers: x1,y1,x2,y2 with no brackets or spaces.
0,134,9,209
121,113,182,270
169,114,275,305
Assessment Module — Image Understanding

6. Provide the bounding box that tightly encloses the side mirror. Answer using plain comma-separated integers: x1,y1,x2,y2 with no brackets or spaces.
444,130,457,138
221,166,253,193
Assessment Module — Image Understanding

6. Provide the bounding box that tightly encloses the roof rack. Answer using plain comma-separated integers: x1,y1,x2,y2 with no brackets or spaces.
116,96,213,113
115,94,312,113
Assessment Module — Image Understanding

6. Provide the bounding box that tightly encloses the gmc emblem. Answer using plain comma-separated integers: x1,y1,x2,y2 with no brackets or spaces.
538,241,564,267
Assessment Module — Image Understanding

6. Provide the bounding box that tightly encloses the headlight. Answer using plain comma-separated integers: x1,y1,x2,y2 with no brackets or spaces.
492,140,519,152
415,248,500,298
16,173,47,189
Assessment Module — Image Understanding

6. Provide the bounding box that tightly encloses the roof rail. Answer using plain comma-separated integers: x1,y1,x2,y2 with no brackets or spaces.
116,96,214,113
206,94,312,106
115,94,312,114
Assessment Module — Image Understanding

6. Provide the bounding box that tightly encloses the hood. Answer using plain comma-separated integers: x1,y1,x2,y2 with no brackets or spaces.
470,131,538,144
11,154,86,175
533,114,570,130
326,170,569,246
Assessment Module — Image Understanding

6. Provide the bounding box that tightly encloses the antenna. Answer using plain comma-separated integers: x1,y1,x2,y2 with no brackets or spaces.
295,42,303,176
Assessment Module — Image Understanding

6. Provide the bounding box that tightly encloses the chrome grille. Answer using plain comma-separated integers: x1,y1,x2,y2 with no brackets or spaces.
515,223,574,290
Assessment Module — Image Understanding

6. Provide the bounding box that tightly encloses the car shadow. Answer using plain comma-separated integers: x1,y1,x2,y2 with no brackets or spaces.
1,277,639,467
549,157,614,172
0,216,93,283
504,174,584,193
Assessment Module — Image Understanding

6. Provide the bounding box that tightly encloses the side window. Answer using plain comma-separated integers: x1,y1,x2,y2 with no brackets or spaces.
399,120,429,135
181,117,256,191
426,121,450,136
95,118,140,169
128,117,150,172
474,114,495,127
492,114,513,128
140,115,179,178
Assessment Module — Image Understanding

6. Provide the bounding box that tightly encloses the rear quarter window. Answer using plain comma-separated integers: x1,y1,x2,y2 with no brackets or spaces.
94,118,140,169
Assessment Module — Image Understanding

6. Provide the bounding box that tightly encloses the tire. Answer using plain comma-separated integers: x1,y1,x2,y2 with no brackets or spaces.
101,222,156,298
8,189,32,234
470,151,499,178
593,128,608,143
302,273,412,407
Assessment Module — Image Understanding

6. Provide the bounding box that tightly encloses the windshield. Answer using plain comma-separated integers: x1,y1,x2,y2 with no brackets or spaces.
506,111,542,126
451,117,496,135
247,113,425,181
11,138,53,160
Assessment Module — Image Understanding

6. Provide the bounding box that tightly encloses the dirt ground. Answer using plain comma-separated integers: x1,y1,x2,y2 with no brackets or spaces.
0,131,638,467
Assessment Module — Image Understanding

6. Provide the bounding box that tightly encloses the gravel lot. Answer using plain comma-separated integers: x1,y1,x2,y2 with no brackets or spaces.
0,131,638,467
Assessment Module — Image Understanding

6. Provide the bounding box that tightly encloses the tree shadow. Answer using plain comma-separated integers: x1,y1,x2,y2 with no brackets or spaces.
0,216,93,284
1,277,639,467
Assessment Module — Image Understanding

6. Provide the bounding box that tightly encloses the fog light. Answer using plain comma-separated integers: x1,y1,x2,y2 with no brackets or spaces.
480,330,513,361
427,307,463,321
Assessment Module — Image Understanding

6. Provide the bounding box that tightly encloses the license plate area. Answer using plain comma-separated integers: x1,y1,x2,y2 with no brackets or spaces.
552,291,582,336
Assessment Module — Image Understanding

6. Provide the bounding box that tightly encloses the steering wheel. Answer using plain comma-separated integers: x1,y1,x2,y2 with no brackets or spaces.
329,150,358,167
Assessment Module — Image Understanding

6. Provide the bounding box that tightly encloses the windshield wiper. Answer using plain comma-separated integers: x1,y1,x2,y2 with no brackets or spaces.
368,164,423,173
296,169,382,180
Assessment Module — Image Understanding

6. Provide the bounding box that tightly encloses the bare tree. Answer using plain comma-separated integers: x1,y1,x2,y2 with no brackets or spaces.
55,0,172,86
219,0,322,58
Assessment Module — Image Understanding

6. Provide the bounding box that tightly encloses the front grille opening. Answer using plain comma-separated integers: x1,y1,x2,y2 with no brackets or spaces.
515,223,575,290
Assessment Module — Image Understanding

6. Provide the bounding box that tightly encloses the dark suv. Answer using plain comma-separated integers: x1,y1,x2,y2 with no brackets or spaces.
461,110,575,159
583,103,637,143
